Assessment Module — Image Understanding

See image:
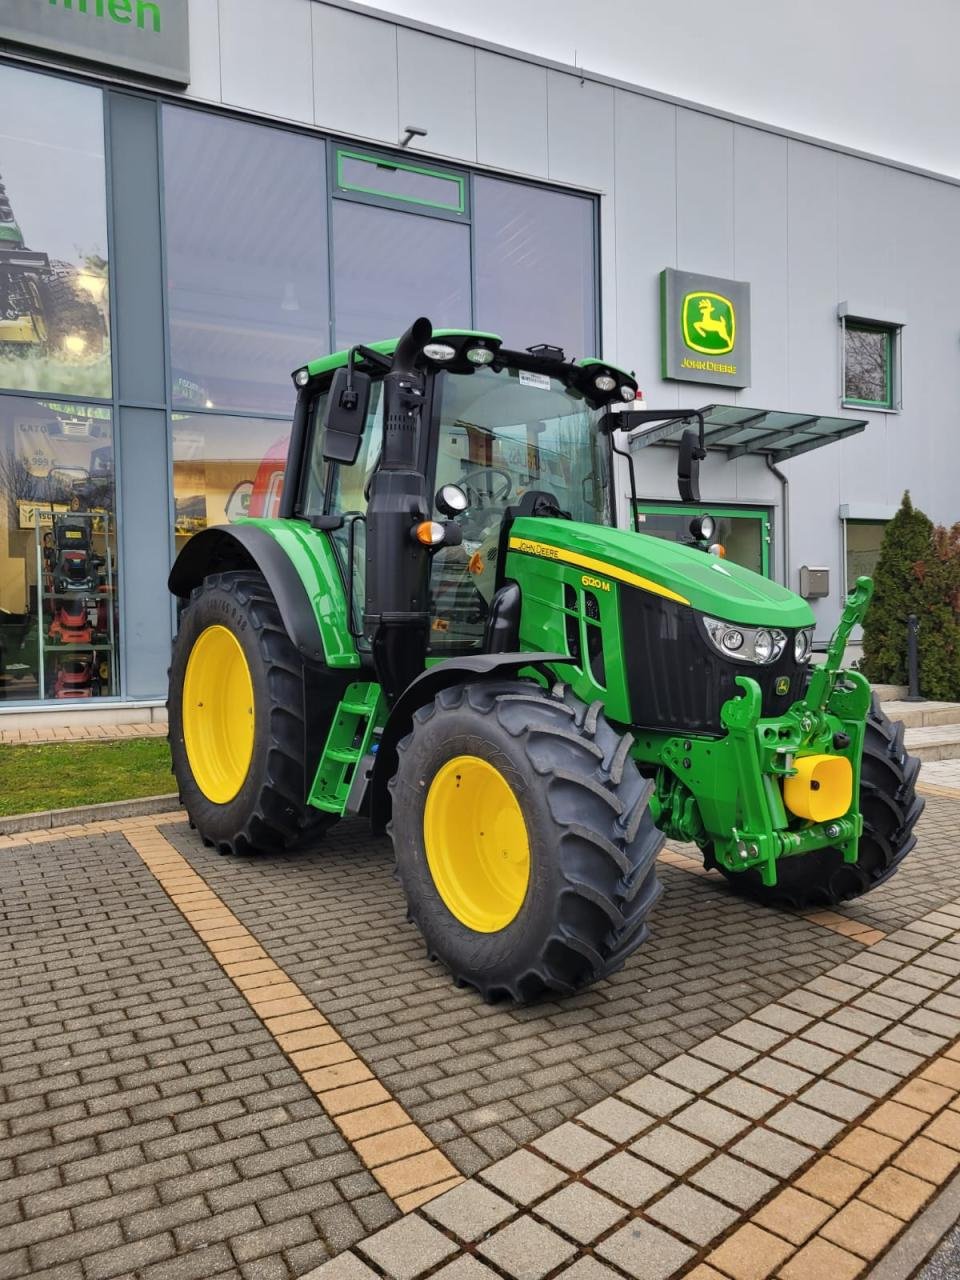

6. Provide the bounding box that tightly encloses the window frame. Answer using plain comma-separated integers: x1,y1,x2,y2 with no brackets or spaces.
840,316,901,413
333,146,468,219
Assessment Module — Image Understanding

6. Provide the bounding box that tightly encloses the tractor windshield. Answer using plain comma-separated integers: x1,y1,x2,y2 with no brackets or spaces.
427,365,611,650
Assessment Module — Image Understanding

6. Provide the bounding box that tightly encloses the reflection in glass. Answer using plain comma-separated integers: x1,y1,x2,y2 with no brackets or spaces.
0,396,118,701
844,326,891,405
0,66,111,398
332,201,470,349
163,108,329,415
474,176,596,360
172,414,290,548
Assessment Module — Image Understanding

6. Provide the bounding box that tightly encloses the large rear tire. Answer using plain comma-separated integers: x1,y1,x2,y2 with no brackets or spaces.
715,695,924,908
389,679,663,1002
168,570,337,855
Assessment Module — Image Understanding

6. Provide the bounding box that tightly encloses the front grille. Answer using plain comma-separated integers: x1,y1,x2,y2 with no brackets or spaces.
620,587,804,736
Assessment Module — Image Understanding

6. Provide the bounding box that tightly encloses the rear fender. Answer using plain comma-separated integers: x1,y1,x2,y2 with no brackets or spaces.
368,651,571,832
168,521,359,668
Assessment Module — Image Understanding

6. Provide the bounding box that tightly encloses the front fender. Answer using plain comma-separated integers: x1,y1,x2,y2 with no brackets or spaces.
168,521,359,668
368,651,571,831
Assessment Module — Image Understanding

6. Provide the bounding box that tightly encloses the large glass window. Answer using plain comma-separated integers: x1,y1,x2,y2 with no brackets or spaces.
474,176,596,360
331,202,471,350
635,504,770,577
172,414,292,552
163,108,330,415
0,66,111,399
0,396,118,701
845,519,887,592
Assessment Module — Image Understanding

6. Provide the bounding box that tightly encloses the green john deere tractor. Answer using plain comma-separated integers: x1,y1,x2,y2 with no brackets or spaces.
168,318,923,1001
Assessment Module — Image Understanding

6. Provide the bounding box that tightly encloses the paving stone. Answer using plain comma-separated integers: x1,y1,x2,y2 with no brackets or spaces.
894,1135,960,1181
821,1197,902,1258
584,1151,672,1208
533,1183,625,1244
778,1236,865,1280
753,1186,834,1245
799,1080,872,1121
921,1058,960,1089
551,1261,622,1280
859,1165,935,1220
596,1218,695,1280
741,1057,814,1096
796,1155,870,1207
802,1022,867,1054
730,1127,813,1178
864,1100,929,1141
478,1217,577,1280
422,1181,514,1242
706,1222,793,1280
855,1042,923,1078
781,990,839,1018
893,1076,954,1114
621,1073,695,1116
767,1101,845,1147
672,1099,750,1145
357,1215,458,1280
707,1078,780,1120
922,1109,960,1151
751,1004,813,1034
531,1122,612,1171
645,1183,738,1246
660,1049,727,1090
300,1255,378,1280
721,1019,786,1052
773,1038,841,1074
690,1153,777,1210
576,1097,653,1142
830,1127,901,1173
690,1036,758,1071
479,1150,566,1204
630,1124,713,1175
432,1260,499,1280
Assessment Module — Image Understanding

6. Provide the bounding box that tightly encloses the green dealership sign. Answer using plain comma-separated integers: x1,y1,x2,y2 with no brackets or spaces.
1,0,190,85
660,268,751,388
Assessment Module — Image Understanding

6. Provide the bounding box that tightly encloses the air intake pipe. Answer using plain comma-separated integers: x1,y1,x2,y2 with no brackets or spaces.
363,317,433,700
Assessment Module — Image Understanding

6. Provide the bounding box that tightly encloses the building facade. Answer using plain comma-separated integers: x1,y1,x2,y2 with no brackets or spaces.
0,0,957,711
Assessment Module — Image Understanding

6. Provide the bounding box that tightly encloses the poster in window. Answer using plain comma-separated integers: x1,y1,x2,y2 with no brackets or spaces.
0,66,111,399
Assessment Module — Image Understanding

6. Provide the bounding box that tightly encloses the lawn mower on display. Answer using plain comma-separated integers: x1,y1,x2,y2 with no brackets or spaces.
167,318,922,1002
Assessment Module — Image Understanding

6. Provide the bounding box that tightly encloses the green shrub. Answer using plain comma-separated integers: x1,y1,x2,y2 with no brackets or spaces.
861,491,932,685
916,522,960,701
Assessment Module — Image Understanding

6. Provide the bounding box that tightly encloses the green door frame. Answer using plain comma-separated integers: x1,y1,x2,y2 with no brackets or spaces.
633,501,772,578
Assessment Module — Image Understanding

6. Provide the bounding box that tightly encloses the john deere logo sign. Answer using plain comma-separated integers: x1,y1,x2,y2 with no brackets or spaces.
0,0,190,85
661,269,751,388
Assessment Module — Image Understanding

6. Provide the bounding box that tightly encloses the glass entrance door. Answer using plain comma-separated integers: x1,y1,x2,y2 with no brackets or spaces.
634,503,771,577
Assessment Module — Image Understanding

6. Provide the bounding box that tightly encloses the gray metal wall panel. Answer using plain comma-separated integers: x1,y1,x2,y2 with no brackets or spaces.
613,91,678,406
184,0,221,102
117,408,171,700
108,93,165,408
312,5,398,144
546,71,614,191
397,29,477,161
219,0,313,124
733,126,788,406
476,50,548,177
676,111,735,281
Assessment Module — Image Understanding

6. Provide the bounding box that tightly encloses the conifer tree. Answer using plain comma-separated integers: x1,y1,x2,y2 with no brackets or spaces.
916,522,960,700
860,491,932,685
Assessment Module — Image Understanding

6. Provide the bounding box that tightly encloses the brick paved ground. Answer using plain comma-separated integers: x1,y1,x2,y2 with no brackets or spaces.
1,793,959,1278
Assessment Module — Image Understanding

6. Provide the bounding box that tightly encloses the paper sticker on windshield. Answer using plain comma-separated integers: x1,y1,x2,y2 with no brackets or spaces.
518,370,551,390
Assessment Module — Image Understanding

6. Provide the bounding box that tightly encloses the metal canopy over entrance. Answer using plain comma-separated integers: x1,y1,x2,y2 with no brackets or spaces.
629,404,868,463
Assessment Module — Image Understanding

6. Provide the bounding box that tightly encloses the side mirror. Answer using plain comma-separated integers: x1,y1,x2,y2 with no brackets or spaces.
678,429,705,504
322,366,372,465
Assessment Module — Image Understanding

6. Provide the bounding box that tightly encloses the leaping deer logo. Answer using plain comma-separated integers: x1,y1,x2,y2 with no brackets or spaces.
693,298,731,346
681,290,736,355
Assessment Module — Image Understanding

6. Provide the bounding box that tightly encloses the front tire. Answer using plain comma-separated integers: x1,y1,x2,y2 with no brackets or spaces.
716,696,924,908
389,680,663,1002
168,570,336,855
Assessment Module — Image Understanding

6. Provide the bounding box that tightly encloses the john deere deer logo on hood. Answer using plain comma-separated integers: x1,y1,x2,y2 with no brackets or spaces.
682,292,736,356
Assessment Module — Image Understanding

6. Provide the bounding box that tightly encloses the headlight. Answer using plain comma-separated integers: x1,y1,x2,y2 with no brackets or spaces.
703,616,787,665
794,628,814,663
465,345,495,365
294,368,310,387
594,373,617,392
690,514,716,542
619,385,636,401
423,342,456,361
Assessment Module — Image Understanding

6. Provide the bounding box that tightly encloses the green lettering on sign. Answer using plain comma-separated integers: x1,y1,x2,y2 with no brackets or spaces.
47,0,162,34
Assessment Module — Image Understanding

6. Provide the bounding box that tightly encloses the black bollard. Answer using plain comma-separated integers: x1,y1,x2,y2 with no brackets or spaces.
905,613,923,702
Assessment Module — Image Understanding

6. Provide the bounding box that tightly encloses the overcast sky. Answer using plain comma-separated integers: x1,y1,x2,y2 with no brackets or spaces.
371,0,960,178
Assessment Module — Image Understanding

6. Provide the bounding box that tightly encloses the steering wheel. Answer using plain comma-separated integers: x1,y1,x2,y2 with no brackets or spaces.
458,466,513,507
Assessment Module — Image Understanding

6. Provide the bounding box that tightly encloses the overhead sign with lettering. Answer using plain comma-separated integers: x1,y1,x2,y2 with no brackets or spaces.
0,0,190,86
660,268,751,389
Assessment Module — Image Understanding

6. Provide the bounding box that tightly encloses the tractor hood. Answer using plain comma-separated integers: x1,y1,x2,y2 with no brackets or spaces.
508,517,814,628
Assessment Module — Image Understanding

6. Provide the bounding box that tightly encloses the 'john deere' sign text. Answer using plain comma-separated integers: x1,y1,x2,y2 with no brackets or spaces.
0,0,190,85
660,268,751,388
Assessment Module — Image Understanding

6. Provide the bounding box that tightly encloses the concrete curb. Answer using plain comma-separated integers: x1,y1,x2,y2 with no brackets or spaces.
867,1168,960,1280
0,794,181,836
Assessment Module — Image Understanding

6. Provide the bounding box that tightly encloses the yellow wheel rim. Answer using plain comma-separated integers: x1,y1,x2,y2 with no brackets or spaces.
182,624,255,804
423,755,530,933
